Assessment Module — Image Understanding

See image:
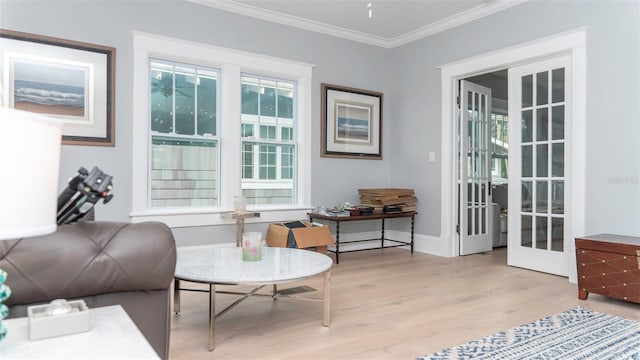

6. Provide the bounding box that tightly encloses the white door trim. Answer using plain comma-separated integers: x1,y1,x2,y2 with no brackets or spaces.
439,27,587,283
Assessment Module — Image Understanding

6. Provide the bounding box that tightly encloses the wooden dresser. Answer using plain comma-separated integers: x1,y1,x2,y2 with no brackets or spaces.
575,234,640,304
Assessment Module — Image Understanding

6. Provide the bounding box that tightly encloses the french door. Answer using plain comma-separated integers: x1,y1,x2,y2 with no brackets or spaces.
507,56,571,276
459,80,493,255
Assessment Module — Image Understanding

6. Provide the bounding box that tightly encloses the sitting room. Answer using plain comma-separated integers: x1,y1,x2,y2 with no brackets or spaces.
1,0,639,358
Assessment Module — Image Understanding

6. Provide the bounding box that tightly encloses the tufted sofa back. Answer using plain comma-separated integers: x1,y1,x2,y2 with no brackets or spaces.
0,221,176,359
0,221,176,305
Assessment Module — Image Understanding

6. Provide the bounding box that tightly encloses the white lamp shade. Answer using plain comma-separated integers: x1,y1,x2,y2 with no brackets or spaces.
0,107,63,240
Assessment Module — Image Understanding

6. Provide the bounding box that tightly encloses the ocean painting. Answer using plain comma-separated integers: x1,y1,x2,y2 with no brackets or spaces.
335,102,372,145
12,60,87,119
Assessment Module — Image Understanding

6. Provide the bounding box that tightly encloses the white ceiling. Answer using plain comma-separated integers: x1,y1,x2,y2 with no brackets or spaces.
189,0,527,48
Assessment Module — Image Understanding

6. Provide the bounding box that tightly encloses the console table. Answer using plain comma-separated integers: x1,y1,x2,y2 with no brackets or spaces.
308,212,416,264
575,234,640,304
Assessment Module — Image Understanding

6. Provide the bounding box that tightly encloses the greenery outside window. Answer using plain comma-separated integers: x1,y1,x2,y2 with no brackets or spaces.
491,112,508,184
149,60,219,207
241,75,296,205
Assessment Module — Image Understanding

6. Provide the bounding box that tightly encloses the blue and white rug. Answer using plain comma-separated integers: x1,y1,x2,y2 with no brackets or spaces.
418,307,640,359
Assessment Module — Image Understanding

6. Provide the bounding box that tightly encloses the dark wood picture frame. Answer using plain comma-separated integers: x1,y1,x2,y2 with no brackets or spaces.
321,83,383,159
0,29,116,146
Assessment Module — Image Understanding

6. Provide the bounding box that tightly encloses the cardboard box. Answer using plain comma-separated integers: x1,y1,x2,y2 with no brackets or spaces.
266,221,334,254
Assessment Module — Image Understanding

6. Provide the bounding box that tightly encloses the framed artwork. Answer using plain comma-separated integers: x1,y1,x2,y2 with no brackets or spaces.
0,29,115,146
321,83,382,159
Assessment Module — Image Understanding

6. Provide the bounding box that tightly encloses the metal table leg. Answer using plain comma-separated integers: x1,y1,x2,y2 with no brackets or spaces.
173,279,180,314
208,283,215,351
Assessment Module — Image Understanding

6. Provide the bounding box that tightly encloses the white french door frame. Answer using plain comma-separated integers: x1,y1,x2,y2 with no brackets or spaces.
459,80,494,255
508,56,571,276
439,28,587,283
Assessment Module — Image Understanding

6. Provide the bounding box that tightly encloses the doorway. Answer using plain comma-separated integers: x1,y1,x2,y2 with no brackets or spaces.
439,28,587,282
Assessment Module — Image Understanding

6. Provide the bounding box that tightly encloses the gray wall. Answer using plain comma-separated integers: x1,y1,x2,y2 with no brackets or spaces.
389,0,640,237
0,0,392,246
2,0,639,247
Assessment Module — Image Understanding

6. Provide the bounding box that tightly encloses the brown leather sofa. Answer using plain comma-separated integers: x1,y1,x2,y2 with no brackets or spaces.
0,221,176,359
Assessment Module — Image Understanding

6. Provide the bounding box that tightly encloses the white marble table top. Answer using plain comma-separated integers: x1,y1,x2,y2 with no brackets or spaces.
1,305,158,359
175,246,333,285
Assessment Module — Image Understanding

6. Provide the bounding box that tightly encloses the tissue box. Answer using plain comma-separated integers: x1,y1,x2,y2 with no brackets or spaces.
28,299,90,340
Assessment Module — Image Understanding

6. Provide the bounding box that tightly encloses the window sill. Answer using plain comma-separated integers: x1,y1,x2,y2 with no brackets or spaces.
129,206,312,228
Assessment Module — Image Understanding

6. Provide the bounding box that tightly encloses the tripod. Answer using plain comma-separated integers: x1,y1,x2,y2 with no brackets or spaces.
57,167,114,225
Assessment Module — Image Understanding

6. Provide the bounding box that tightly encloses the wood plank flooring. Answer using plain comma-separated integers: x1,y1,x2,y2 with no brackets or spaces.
169,248,639,359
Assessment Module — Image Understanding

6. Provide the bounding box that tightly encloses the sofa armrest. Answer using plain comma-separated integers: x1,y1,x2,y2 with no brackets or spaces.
0,221,176,306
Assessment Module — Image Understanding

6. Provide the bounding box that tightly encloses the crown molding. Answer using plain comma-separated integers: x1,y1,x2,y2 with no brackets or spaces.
188,0,528,49
188,0,392,47
389,0,529,48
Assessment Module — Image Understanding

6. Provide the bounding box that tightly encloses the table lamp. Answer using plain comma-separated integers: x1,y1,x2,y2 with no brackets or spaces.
0,104,63,341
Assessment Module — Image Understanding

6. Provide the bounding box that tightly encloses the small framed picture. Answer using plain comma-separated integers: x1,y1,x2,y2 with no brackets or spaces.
0,29,115,146
321,83,383,159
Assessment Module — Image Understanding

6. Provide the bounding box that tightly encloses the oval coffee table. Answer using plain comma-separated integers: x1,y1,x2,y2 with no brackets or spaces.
174,246,333,351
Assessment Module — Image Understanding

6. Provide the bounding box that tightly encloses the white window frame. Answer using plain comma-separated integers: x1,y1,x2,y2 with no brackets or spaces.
130,31,313,227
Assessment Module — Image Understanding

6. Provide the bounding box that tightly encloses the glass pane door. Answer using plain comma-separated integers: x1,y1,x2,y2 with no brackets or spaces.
459,80,492,255
508,56,570,276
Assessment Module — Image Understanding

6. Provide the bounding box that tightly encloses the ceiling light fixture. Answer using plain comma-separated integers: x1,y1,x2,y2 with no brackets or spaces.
367,2,372,18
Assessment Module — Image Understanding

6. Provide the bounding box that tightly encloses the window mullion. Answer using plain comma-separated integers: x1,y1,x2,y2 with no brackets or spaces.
194,70,199,135
172,64,176,134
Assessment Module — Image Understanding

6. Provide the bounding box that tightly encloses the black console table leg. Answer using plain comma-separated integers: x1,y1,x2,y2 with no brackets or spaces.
335,222,340,264
381,219,385,248
410,215,415,253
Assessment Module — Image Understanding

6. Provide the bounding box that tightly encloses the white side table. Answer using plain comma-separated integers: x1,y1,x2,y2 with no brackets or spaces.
0,305,159,359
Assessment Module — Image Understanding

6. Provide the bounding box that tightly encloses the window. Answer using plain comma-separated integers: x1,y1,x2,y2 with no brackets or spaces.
241,76,296,205
149,60,219,207
491,112,509,184
242,143,254,179
131,32,312,227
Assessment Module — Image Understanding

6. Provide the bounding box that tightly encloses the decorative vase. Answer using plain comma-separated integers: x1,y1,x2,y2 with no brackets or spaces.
0,269,11,341
242,232,262,261
234,195,246,214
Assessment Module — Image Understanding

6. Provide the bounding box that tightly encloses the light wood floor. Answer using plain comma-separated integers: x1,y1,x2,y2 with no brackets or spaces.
169,248,639,359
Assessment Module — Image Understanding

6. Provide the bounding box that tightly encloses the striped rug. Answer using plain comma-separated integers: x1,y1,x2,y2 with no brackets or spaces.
418,307,639,359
